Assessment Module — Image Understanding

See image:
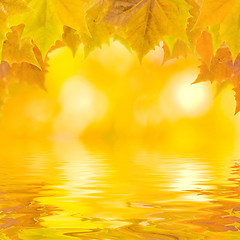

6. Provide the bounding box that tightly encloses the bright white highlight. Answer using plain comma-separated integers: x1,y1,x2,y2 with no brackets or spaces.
159,69,213,119
54,76,108,138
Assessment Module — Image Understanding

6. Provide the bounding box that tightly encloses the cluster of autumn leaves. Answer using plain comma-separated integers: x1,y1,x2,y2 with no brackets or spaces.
0,0,240,113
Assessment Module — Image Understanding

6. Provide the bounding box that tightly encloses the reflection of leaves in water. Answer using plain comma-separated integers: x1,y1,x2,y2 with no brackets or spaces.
2,140,240,240
184,161,240,233
0,183,60,240
21,225,181,240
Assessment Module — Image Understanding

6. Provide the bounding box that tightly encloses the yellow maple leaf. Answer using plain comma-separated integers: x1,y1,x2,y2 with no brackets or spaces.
0,45,46,106
10,0,91,58
62,26,80,57
104,0,191,60
0,19,9,60
2,25,39,67
193,0,234,29
54,0,90,35
24,0,62,58
186,0,202,46
163,40,190,63
193,0,240,60
0,0,29,59
10,0,63,58
220,1,240,60
81,0,112,57
0,0,29,17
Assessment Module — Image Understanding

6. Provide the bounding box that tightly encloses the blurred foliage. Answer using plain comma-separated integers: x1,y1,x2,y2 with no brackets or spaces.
0,42,240,144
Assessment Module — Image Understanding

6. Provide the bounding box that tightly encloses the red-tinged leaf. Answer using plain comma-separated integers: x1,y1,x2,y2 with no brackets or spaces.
193,63,211,84
196,31,213,69
224,54,240,79
210,46,233,83
196,46,233,84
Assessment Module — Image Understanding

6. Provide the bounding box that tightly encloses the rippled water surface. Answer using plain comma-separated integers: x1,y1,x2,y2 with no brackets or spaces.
1,139,240,239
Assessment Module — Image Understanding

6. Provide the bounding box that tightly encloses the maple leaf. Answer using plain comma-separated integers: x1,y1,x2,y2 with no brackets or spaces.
0,0,239,115
10,62,45,89
2,25,39,67
192,0,240,60
62,26,80,57
194,61,210,83
11,44,47,89
104,0,191,60
0,43,46,106
0,0,29,59
53,0,90,35
0,0,29,17
224,55,240,114
196,31,213,68
10,0,91,58
81,0,112,57
0,61,10,105
195,41,240,114
193,0,234,30
208,24,221,53
208,46,233,83
219,1,240,60
195,46,233,84
194,31,213,83
186,0,201,46
225,55,240,79
0,61,45,107
233,85,240,114
0,19,9,60
163,40,190,63
12,0,63,58
195,31,233,83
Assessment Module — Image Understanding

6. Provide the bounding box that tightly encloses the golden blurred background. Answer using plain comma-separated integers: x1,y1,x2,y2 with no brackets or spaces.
1,41,239,155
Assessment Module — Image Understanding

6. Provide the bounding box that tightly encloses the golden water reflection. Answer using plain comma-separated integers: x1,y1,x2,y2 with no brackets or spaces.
1,138,240,239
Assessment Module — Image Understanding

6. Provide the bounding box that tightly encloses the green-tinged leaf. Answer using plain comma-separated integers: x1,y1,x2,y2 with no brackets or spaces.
163,35,177,55
14,0,63,58
208,24,221,53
